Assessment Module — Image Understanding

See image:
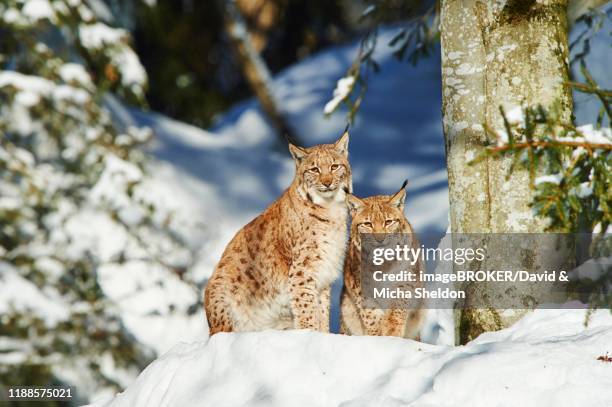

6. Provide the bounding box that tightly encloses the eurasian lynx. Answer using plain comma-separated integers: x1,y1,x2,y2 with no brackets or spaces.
340,182,424,339
205,131,352,334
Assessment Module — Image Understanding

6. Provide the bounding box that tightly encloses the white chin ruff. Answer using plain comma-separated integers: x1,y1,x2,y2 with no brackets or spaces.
311,187,345,205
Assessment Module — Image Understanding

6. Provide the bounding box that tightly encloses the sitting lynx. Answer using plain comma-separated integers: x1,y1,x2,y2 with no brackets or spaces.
340,182,424,339
205,131,352,334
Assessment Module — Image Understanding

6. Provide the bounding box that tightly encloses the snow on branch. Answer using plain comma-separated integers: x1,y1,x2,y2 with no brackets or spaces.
470,101,611,234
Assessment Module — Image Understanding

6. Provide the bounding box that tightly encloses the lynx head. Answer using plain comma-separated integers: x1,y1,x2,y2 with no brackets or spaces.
289,129,352,205
346,181,413,243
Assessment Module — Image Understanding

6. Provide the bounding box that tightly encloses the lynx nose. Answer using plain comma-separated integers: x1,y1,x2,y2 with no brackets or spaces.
374,234,387,243
321,177,332,187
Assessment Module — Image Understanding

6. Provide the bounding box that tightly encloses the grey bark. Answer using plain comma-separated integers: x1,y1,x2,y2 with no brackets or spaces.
440,0,574,344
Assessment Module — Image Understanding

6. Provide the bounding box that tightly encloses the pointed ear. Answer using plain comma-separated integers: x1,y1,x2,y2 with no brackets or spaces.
388,180,408,210
346,192,365,215
288,143,307,162
334,127,349,156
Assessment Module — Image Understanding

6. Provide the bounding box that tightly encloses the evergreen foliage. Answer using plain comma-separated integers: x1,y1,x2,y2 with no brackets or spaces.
0,0,194,402
325,2,610,316
473,99,610,234
327,2,610,236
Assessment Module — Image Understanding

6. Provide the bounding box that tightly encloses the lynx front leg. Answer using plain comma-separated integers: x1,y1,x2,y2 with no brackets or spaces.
349,288,382,336
318,287,331,332
380,309,408,337
359,308,383,336
288,267,324,331
340,291,363,335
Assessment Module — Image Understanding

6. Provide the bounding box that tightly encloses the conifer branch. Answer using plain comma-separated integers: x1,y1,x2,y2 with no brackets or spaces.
489,139,612,153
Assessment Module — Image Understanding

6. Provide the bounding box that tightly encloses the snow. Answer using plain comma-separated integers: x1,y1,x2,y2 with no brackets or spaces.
59,63,92,87
534,173,563,186
497,121,611,148
77,4,95,22
22,0,56,22
99,24,608,368
573,182,593,198
34,256,65,279
79,22,127,49
97,261,201,354
207,29,449,234
2,12,610,404
593,223,612,234
0,70,91,105
0,262,69,326
89,309,612,407
324,75,356,114
15,90,40,107
52,84,90,104
57,28,451,380
89,154,144,220
505,105,525,125
555,124,612,146
576,124,612,145
77,22,148,94
496,105,525,145
0,71,54,95
418,231,455,346
115,47,148,91
2,8,22,24
86,0,114,22
572,258,610,281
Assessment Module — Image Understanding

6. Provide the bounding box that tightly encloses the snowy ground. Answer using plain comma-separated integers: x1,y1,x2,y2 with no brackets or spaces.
88,309,612,407
0,26,452,402
108,27,451,357
117,16,610,353
81,17,610,404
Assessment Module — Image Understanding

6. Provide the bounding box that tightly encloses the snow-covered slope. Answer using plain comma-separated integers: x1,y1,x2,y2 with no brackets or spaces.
208,30,449,236
115,28,450,348
88,309,612,407
89,17,609,404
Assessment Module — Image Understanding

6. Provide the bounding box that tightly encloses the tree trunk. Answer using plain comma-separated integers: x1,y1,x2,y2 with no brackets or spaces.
221,0,300,145
440,0,573,344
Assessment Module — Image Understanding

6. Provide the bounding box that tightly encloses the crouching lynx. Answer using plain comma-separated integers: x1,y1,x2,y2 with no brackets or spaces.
205,131,352,334
340,182,424,339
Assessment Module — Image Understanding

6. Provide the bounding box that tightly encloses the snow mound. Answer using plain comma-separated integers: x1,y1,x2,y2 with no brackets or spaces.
90,309,612,407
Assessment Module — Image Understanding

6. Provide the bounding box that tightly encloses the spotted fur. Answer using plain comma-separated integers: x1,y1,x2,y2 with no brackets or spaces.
205,131,352,334
340,183,424,339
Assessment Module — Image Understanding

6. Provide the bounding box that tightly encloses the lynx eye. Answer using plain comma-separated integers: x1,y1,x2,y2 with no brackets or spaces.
385,219,398,227
331,164,341,171
360,221,373,228
307,167,320,174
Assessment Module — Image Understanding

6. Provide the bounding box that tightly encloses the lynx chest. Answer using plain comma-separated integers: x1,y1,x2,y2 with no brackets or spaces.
313,205,348,289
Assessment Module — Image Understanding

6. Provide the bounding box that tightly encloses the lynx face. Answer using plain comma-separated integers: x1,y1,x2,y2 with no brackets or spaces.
341,182,424,339
289,132,352,205
347,182,411,244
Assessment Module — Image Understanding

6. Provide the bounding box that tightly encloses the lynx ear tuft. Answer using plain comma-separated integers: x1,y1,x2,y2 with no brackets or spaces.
334,128,350,156
346,193,365,214
288,143,307,162
388,180,408,210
